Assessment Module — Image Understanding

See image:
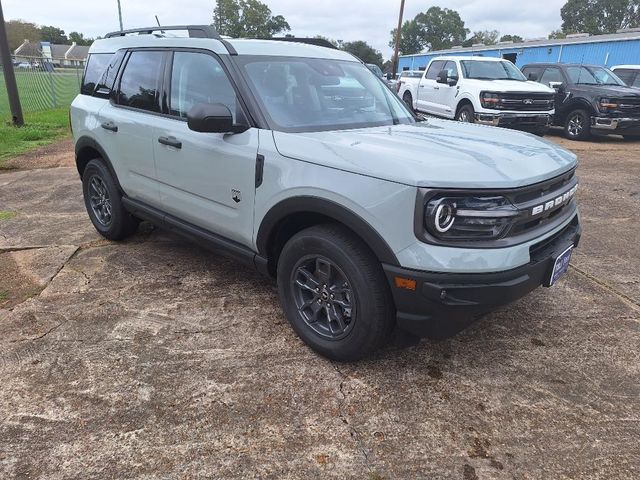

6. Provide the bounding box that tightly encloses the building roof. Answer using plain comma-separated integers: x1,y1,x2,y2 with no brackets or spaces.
401,29,640,58
13,40,90,60
66,44,90,59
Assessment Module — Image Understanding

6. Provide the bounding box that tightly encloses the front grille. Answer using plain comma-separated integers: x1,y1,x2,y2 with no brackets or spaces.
614,97,640,116
496,92,555,112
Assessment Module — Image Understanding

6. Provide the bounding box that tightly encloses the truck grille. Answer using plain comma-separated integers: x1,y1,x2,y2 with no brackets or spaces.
496,92,555,112
615,97,640,116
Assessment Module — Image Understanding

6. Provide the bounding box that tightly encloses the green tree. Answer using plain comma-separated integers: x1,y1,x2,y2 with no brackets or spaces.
6,20,40,51
463,30,500,47
548,29,567,39
39,26,67,44
212,0,290,38
69,31,94,46
561,0,640,35
341,40,384,67
388,19,424,55
499,34,524,43
389,7,468,53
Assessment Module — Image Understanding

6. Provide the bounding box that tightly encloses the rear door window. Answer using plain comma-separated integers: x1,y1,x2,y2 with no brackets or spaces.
81,54,112,95
116,50,165,113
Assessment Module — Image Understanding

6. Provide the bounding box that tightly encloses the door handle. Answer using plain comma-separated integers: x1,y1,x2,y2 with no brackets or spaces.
433,87,440,90
419,85,426,88
158,136,182,149
101,121,118,132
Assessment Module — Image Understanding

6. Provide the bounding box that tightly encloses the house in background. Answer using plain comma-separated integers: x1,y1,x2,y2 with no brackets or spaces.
14,40,90,67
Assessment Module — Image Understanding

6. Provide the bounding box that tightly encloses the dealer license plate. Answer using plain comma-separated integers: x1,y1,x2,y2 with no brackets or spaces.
547,245,573,287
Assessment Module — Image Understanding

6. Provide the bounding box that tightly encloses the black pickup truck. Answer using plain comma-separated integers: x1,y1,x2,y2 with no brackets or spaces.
522,63,640,141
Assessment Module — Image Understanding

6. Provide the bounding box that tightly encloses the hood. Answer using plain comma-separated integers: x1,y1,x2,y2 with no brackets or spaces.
574,84,640,98
272,120,577,189
463,79,555,94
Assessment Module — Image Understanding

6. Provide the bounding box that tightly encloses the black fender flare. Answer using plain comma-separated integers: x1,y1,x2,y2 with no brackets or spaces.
558,98,595,123
256,196,400,266
74,135,123,191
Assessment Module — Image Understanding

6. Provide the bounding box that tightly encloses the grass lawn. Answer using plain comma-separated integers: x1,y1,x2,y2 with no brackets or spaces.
0,108,70,164
0,70,81,113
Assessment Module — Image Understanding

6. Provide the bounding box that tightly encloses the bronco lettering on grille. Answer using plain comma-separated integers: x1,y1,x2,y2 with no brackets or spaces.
531,184,578,216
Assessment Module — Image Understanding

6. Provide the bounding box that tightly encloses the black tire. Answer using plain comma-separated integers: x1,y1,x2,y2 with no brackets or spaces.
82,158,138,240
402,91,414,111
455,103,475,123
276,224,395,361
564,109,591,141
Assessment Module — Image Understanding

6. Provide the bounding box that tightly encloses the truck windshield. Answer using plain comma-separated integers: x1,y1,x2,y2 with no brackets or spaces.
460,60,526,81
566,66,625,86
239,56,415,133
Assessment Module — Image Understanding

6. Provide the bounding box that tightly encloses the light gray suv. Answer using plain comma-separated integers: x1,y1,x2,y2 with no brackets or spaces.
71,25,581,361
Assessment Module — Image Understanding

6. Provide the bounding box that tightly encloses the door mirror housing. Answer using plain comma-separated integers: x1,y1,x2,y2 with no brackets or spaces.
386,72,394,80
437,70,458,86
187,103,248,134
549,81,564,91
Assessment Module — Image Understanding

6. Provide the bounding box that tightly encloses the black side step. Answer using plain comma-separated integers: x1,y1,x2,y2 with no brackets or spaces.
122,197,269,275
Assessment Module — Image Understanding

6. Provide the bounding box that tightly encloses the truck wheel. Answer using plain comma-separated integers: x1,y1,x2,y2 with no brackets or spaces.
564,109,591,141
456,104,475,123
82,159,139,240
402,92,414,111
276,224,395,361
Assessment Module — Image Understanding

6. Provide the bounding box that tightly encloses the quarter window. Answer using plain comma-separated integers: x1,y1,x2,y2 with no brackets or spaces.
81,54,112,95
116,51,165,112
169,52,237,120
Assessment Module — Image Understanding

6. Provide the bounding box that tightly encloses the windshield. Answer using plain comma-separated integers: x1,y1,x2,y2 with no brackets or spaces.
461,60,527,81
566,66,625,86
239,56,415,133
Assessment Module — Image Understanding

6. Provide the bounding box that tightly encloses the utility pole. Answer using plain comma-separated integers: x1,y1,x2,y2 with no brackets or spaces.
0,0,24,126
117,0,123,31
392,0,405,79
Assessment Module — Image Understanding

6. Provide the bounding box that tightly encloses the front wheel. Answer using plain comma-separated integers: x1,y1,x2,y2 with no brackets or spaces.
564,109,591,141
456,104,475,123
277,224,395,361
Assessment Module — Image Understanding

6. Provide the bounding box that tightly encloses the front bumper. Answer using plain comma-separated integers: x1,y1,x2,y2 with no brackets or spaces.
475,112,552,131
591,116,640,135
383,214,581,338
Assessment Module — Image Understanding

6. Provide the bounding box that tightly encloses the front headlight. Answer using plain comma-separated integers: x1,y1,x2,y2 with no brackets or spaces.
425,195,520,240
480,92,501,109
599,98,618,110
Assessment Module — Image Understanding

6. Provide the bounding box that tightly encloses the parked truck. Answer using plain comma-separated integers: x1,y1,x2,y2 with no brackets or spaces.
397,56,556,135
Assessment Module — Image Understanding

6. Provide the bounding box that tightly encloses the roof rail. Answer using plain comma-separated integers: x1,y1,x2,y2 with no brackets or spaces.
105,25,220,39
270,37,338,50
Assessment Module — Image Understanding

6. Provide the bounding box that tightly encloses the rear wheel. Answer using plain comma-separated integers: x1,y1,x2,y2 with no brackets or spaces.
456,104,475,123
402,91,413,111
82,159,139,240
564,109,591,141
277,224,395,361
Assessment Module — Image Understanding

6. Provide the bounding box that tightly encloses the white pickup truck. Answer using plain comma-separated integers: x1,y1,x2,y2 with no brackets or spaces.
397,56,556,135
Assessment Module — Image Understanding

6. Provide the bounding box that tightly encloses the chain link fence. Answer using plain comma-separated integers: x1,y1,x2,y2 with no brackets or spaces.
0,56,85,119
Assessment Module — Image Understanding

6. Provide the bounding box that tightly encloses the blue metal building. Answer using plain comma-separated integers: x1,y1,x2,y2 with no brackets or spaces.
398,29,640,73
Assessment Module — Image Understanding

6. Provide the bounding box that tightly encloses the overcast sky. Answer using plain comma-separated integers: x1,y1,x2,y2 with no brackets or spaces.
3,0,567,58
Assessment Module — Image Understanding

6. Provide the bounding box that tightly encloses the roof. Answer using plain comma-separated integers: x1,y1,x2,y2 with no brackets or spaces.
14,40,89,59
67,44,90,59
431,55,504,62
401,29,640,58
611,65,640,70
90,33,356,61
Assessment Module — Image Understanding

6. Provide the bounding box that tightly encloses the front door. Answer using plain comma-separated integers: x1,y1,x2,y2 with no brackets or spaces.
152,50,259,247
416,60,445,114
431,60,460,118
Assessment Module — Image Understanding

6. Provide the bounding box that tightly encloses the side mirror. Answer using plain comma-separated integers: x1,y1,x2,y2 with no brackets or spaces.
447,75,459,86
386,72,393,80
436,70,448,84
527,72,538,81
549,81,564,91
187,103,248,134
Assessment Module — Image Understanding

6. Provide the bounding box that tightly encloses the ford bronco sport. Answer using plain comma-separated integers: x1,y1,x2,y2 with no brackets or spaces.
71,25,581,361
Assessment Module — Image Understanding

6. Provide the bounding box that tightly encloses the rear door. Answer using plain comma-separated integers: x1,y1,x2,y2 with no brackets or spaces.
98,49,168,206
151,50,259,246
416,60,445,114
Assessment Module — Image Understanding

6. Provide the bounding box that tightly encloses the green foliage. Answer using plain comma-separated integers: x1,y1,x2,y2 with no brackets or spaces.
500,34,524,43
548,29,567,39
39,26,68,44
0,109,70,164
561,0,640,35
389,6,468,54
68,32,94,46
0,211,17,221
212,0,290,38
341,41,384,68
6,20,40,51
463,30,500,47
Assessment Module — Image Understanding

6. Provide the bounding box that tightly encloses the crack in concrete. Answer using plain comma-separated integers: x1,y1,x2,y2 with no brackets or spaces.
333,364,372,470
570,264,640,313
